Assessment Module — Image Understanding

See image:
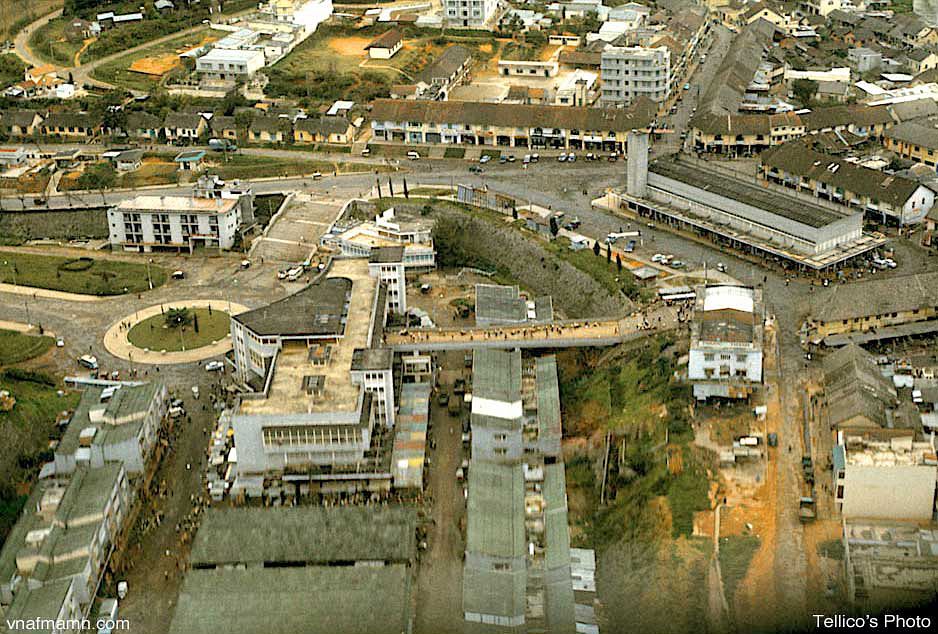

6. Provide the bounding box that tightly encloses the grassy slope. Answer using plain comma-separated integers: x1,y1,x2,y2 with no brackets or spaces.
0,330,54,365
0,372,79,540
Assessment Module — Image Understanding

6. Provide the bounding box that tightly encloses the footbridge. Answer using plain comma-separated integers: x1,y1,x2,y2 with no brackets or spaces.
384,306,680,352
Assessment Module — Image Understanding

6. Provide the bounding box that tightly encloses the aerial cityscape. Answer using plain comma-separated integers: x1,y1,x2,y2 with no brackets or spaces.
0,0,938,631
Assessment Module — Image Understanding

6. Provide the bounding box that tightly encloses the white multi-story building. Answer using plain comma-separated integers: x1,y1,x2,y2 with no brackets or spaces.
0,464,131,622
368,246,408,314
108,175,254,252
55,382,168,476
601,45,670,107
195,48,266,81
323,207,436,271
688,285,764,401
228,259,397,497
445,0,500,28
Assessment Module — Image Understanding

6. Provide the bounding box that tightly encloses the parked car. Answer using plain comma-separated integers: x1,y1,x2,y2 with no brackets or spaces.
558,153,567,162
78,355,98,370
567,153,576,162
531,153,540,162
171,270,186,280
479,155,492,164
56,337,65,347
205,361,224,372
406,151,420,160
469,165,484,174
625,240,636,253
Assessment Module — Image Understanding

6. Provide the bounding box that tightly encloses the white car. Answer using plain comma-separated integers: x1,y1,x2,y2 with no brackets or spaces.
407,151,420,160
558,153,567,162
56,337,64,347
480,155,491,164
567,153,577,162
651,253,666,263
205,361,224,372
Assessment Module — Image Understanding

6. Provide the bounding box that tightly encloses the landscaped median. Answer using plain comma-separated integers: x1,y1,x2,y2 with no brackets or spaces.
0,252,166,296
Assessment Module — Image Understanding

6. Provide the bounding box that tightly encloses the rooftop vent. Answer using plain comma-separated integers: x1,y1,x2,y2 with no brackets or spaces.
303,375,326,397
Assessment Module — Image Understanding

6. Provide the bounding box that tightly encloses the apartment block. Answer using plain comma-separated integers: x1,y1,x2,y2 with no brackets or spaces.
601,46,671,107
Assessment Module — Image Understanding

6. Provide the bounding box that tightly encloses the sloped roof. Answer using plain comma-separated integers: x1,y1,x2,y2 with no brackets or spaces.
761,141,928,207
370,97,657,131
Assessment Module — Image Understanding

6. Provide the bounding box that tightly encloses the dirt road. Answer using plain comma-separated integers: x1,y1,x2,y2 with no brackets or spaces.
414,351,467,634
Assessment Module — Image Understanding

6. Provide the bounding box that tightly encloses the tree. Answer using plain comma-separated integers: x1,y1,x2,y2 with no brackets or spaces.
593,241,601,256
792,79,818,106
164,307,193,329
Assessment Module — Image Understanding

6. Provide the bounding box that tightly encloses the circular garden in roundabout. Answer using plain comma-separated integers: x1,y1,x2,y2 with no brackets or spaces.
127,306,231,352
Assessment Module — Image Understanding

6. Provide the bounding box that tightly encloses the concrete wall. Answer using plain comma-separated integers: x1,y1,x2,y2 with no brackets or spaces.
841,464,937,520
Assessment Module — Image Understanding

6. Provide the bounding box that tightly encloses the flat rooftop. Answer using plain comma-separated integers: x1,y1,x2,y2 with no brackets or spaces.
169,565,411,634
238,259,377,416
116,194,237,214
650,159,844,229
191,505,416,566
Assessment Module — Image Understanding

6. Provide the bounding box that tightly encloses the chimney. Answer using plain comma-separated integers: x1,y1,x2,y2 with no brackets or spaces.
626,131,649,198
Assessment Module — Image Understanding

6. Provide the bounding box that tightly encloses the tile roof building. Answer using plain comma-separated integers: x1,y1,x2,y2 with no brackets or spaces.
761,141,936,225
369,97,657,153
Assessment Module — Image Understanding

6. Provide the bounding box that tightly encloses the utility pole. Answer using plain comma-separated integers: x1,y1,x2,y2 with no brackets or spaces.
146,258,154,290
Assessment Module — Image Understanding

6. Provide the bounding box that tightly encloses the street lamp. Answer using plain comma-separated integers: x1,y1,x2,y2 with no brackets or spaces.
146,258,154,290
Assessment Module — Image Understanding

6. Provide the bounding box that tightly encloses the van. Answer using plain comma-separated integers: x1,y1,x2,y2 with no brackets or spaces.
406,151,420,160
171,270,185,280
78,355,98,370
169,406,185,419
361,147,371,156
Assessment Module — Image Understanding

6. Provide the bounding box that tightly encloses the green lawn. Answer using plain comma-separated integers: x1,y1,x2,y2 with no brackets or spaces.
0,252,166,295
128,308,230,351
0,330,54,366
211,153,379,179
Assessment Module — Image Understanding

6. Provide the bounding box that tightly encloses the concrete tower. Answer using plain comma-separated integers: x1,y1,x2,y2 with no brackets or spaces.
627,131,649,198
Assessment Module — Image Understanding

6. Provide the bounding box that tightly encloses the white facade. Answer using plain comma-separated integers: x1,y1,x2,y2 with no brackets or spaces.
107,182,253,252
688,286,764,400
601,46,670,107
369,258,408,314
196,48,265,80
445,0,500,27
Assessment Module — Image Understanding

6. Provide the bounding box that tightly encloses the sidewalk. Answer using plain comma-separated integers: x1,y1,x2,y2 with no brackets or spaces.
0,283,106,302
103,299,250,365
